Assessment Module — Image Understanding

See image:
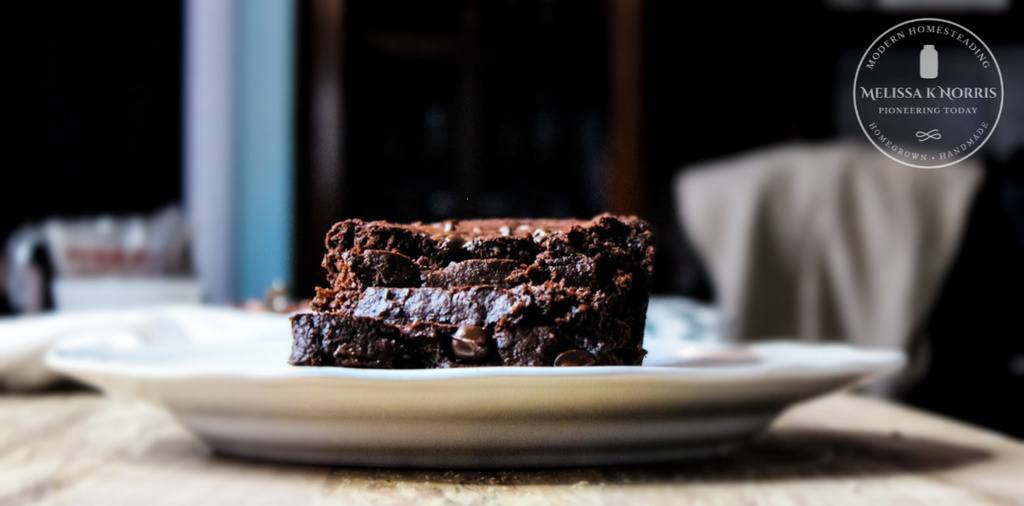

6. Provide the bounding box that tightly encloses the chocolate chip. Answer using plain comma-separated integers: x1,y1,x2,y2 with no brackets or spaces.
451,325,491,360
554,349,596,366
441,235,466,250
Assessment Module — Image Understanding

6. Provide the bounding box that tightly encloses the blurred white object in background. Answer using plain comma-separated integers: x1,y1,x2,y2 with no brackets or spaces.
0,309,150,389
52,278,201,312
643,296,730,366
0,305,286,390
3,207,196,313
43,207,191,278
644,296,727,345
3,226,48,313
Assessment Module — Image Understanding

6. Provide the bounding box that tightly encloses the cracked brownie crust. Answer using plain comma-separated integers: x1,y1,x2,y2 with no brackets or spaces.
290,214,655,368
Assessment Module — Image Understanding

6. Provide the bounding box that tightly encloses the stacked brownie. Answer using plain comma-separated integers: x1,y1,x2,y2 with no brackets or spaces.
289,214,655,368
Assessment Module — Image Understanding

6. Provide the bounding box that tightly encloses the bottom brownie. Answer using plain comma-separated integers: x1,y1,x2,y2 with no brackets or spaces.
289,313,645,368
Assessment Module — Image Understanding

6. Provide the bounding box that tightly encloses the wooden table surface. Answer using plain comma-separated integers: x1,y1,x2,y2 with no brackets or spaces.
1,392,1021,506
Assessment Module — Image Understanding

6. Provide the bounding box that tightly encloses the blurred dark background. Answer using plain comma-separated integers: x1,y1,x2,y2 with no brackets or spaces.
3,0,1023,435
5,2,183,235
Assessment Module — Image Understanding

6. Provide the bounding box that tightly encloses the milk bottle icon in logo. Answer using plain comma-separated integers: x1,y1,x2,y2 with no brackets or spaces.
920,44,938,79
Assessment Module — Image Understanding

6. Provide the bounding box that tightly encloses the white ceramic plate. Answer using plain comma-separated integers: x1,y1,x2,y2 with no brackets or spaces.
46,314,903,468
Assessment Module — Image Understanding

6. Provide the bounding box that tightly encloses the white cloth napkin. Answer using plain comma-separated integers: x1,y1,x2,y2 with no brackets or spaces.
0,306,287,390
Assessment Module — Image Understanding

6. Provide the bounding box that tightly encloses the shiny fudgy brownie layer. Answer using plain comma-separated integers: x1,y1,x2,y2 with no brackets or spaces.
289,312,643,368
310,285,649,344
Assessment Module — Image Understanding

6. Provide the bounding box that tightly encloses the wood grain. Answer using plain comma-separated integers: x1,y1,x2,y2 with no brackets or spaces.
1,393,1021,505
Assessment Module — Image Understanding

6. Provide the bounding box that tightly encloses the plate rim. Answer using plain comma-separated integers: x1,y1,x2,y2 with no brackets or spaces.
46,338,905,384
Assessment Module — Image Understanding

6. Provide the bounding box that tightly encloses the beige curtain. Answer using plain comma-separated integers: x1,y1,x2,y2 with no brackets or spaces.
675,142,982,353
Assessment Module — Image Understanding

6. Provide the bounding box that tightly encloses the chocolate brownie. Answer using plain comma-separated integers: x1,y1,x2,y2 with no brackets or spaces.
311,284,649,342
331,250,422,288
493,318,643,366
290,312,454,368
321,214,654,291
290,214,655,369
422,258,522,287
289,312,643,368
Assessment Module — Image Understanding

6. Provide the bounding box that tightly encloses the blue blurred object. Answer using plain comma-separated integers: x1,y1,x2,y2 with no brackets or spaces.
644,295,727,345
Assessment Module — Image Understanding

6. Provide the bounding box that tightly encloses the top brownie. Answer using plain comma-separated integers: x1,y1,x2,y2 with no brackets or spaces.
293,214,655,368
320,213,655,294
